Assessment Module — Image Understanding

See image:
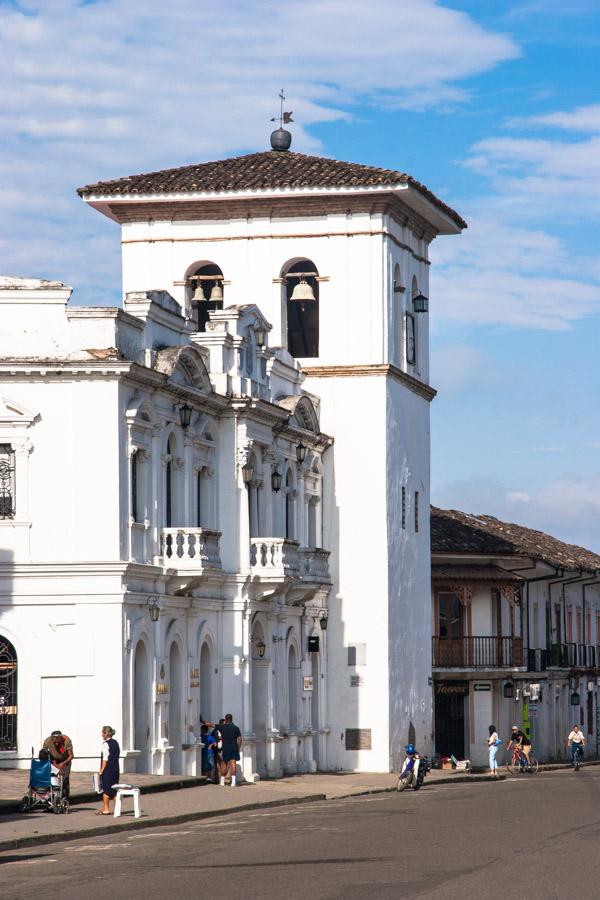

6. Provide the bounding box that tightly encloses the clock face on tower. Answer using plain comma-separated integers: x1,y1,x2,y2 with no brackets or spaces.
405,313,416,366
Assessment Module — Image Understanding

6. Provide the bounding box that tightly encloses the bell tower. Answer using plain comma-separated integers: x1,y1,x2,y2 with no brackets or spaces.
78,130,465,773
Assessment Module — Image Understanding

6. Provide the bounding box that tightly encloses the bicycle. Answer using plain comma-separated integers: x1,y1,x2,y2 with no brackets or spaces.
571,744,584,771
506,745,539,775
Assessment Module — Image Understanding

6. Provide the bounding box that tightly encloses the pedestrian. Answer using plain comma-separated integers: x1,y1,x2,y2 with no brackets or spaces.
200,724,217,780
488,724,500,777
212,718,224,783
567,724,585,767
219,713,242,787
97,725,120,815
42,729,74,799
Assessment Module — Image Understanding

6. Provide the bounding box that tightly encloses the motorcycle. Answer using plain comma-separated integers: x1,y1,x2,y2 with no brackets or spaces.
397,751,430,791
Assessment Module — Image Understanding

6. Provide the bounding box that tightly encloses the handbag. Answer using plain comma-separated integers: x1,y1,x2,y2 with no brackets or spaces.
495,739,503,746
92,772,101,793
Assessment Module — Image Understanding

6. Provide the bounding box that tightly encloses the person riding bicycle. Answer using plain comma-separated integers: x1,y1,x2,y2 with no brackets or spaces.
507,725,531,765
567,724,585,767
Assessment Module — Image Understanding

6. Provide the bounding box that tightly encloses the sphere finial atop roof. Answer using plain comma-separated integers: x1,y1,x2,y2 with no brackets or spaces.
270,89,293,151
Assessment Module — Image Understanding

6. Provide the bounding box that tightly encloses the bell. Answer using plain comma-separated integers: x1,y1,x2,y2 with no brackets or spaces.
290,277,316,302
192,284,206,302
209,282,223,302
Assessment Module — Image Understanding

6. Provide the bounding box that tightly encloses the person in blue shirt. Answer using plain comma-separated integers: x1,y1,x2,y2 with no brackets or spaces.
200,724,217,781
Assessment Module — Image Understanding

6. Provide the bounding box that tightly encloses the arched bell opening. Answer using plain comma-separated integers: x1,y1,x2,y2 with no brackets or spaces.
187,262,224,332
283,259,319,358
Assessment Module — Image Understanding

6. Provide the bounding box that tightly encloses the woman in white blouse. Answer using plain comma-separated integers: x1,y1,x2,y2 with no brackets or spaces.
488,724,500,777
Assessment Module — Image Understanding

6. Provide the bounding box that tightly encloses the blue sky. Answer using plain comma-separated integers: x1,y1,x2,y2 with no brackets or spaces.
1,0,599,549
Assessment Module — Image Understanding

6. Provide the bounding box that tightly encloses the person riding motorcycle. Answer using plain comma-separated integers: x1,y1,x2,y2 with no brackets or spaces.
507,725,531,765
397,743,423,790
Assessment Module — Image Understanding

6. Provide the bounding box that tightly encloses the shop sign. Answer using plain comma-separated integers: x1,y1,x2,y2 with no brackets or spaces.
474,683,491,691
435,681,468,695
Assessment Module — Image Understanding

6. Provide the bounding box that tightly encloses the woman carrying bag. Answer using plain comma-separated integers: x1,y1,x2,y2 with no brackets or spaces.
488,724,501,777
96,725,120,815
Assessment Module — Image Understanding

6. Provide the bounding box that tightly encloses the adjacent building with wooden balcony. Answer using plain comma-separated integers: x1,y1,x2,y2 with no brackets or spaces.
431,507,600,767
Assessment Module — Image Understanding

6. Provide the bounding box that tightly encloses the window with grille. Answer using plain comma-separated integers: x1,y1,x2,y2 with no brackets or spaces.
0,445,15,520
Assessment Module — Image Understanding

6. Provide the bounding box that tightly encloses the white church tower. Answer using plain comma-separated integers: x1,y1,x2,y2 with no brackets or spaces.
79,125,465,772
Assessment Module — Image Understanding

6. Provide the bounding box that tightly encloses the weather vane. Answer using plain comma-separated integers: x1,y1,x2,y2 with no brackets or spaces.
270,89,293,129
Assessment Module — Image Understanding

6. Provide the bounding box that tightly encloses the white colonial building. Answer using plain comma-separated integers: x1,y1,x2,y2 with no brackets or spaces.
431,507,600,767
0,130,465,776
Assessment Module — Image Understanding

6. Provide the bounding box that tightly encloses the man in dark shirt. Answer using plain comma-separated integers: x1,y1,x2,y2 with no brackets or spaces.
219,713,242,787
42,730,74,798
507,725,531,764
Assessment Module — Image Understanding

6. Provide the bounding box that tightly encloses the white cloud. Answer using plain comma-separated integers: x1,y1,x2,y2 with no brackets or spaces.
0,0,519,302
430,101,600,331
507,103,600,133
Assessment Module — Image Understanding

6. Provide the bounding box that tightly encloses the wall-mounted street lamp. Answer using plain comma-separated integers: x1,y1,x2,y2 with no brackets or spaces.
271,466,282,493
255,638,266,659
148,597,161,623
503,681,514,699
571,690,580,706
412,292,429,313
255,326,267,348
319,612,329,631
296,442,307,464
178,402,193,429
241,461,254,484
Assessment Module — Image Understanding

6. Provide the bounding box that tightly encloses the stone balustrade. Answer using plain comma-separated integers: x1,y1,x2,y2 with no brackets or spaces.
159,527,222,570
250,538,300,577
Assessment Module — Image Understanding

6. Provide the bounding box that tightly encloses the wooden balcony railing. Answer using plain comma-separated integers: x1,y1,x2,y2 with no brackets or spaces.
433,636,524,669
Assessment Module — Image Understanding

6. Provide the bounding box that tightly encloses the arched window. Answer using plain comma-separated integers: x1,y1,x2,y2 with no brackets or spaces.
247,452,259,538
187,262,224,332
283,259,319,358
285,468,295,540
405,276,419,368
0,636,17,750
165,436,175,527
393,263,404,366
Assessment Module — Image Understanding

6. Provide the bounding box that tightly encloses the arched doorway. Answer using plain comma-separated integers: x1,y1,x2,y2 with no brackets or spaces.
200,641,213,722
0,636,17,751
311,651,320,768
169,642,183,774
133,640,151,773
288,645,298,733
251,622,268,777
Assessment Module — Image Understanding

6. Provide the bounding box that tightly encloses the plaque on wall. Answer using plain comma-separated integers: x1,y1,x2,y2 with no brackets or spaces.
303,676,314,692
345,728,372,750
350,675,364,687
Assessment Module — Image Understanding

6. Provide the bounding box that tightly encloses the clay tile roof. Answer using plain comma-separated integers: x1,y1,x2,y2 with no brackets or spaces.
77,150,466,229
431,507,600,572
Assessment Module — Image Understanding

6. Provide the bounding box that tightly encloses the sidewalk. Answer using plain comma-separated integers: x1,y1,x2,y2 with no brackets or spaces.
0,769,501,852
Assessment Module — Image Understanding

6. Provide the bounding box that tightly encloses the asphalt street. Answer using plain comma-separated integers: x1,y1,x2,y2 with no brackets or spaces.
4,768,600,900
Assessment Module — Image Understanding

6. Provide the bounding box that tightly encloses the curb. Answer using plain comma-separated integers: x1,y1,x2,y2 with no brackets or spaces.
0,793,327,853
0,774,505,853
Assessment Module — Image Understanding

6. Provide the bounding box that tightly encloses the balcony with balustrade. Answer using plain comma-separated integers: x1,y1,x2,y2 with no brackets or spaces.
249,539,331,590
157,527,222,573
433,636,524,670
